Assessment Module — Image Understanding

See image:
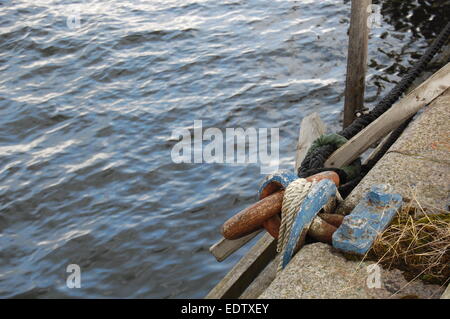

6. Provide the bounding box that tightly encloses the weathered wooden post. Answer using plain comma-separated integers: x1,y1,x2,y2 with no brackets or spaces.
343,0,371,128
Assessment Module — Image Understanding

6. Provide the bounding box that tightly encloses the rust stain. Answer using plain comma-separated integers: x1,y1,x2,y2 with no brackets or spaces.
430,139,450,151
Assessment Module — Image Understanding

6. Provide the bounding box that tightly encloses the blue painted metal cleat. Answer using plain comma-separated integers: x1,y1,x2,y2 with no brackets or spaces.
332,184,402,255
258,170,297,199
282,179,337,269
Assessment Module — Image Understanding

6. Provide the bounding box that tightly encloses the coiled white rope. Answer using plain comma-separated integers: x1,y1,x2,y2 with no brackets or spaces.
276,178,314,273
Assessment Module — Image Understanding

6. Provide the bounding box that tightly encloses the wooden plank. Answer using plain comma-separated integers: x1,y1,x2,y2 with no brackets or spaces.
295,112,327,173
209,230,262,262
343,0,371,128
205,233,277,299
325,62,450,168
239,256,279,299
363,132,391,165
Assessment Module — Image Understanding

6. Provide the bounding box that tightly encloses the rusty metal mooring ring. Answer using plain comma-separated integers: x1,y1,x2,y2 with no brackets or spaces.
221,171,341,240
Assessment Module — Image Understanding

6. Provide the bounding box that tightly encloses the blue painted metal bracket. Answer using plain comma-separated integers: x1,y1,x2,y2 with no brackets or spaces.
332,184,402,255
282,179,337,269
258,170,297,199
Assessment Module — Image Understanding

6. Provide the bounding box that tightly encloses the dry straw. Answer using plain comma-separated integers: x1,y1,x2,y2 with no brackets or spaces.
369,195,449,286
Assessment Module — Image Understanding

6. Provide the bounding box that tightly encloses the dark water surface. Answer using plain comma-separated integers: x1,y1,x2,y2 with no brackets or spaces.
0,0,448,298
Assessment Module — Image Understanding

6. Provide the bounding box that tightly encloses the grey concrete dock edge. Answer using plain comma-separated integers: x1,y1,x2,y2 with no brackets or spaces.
259,243,444,299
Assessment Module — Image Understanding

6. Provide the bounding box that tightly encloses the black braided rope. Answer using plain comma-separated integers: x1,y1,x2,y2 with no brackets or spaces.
298,21,450,182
